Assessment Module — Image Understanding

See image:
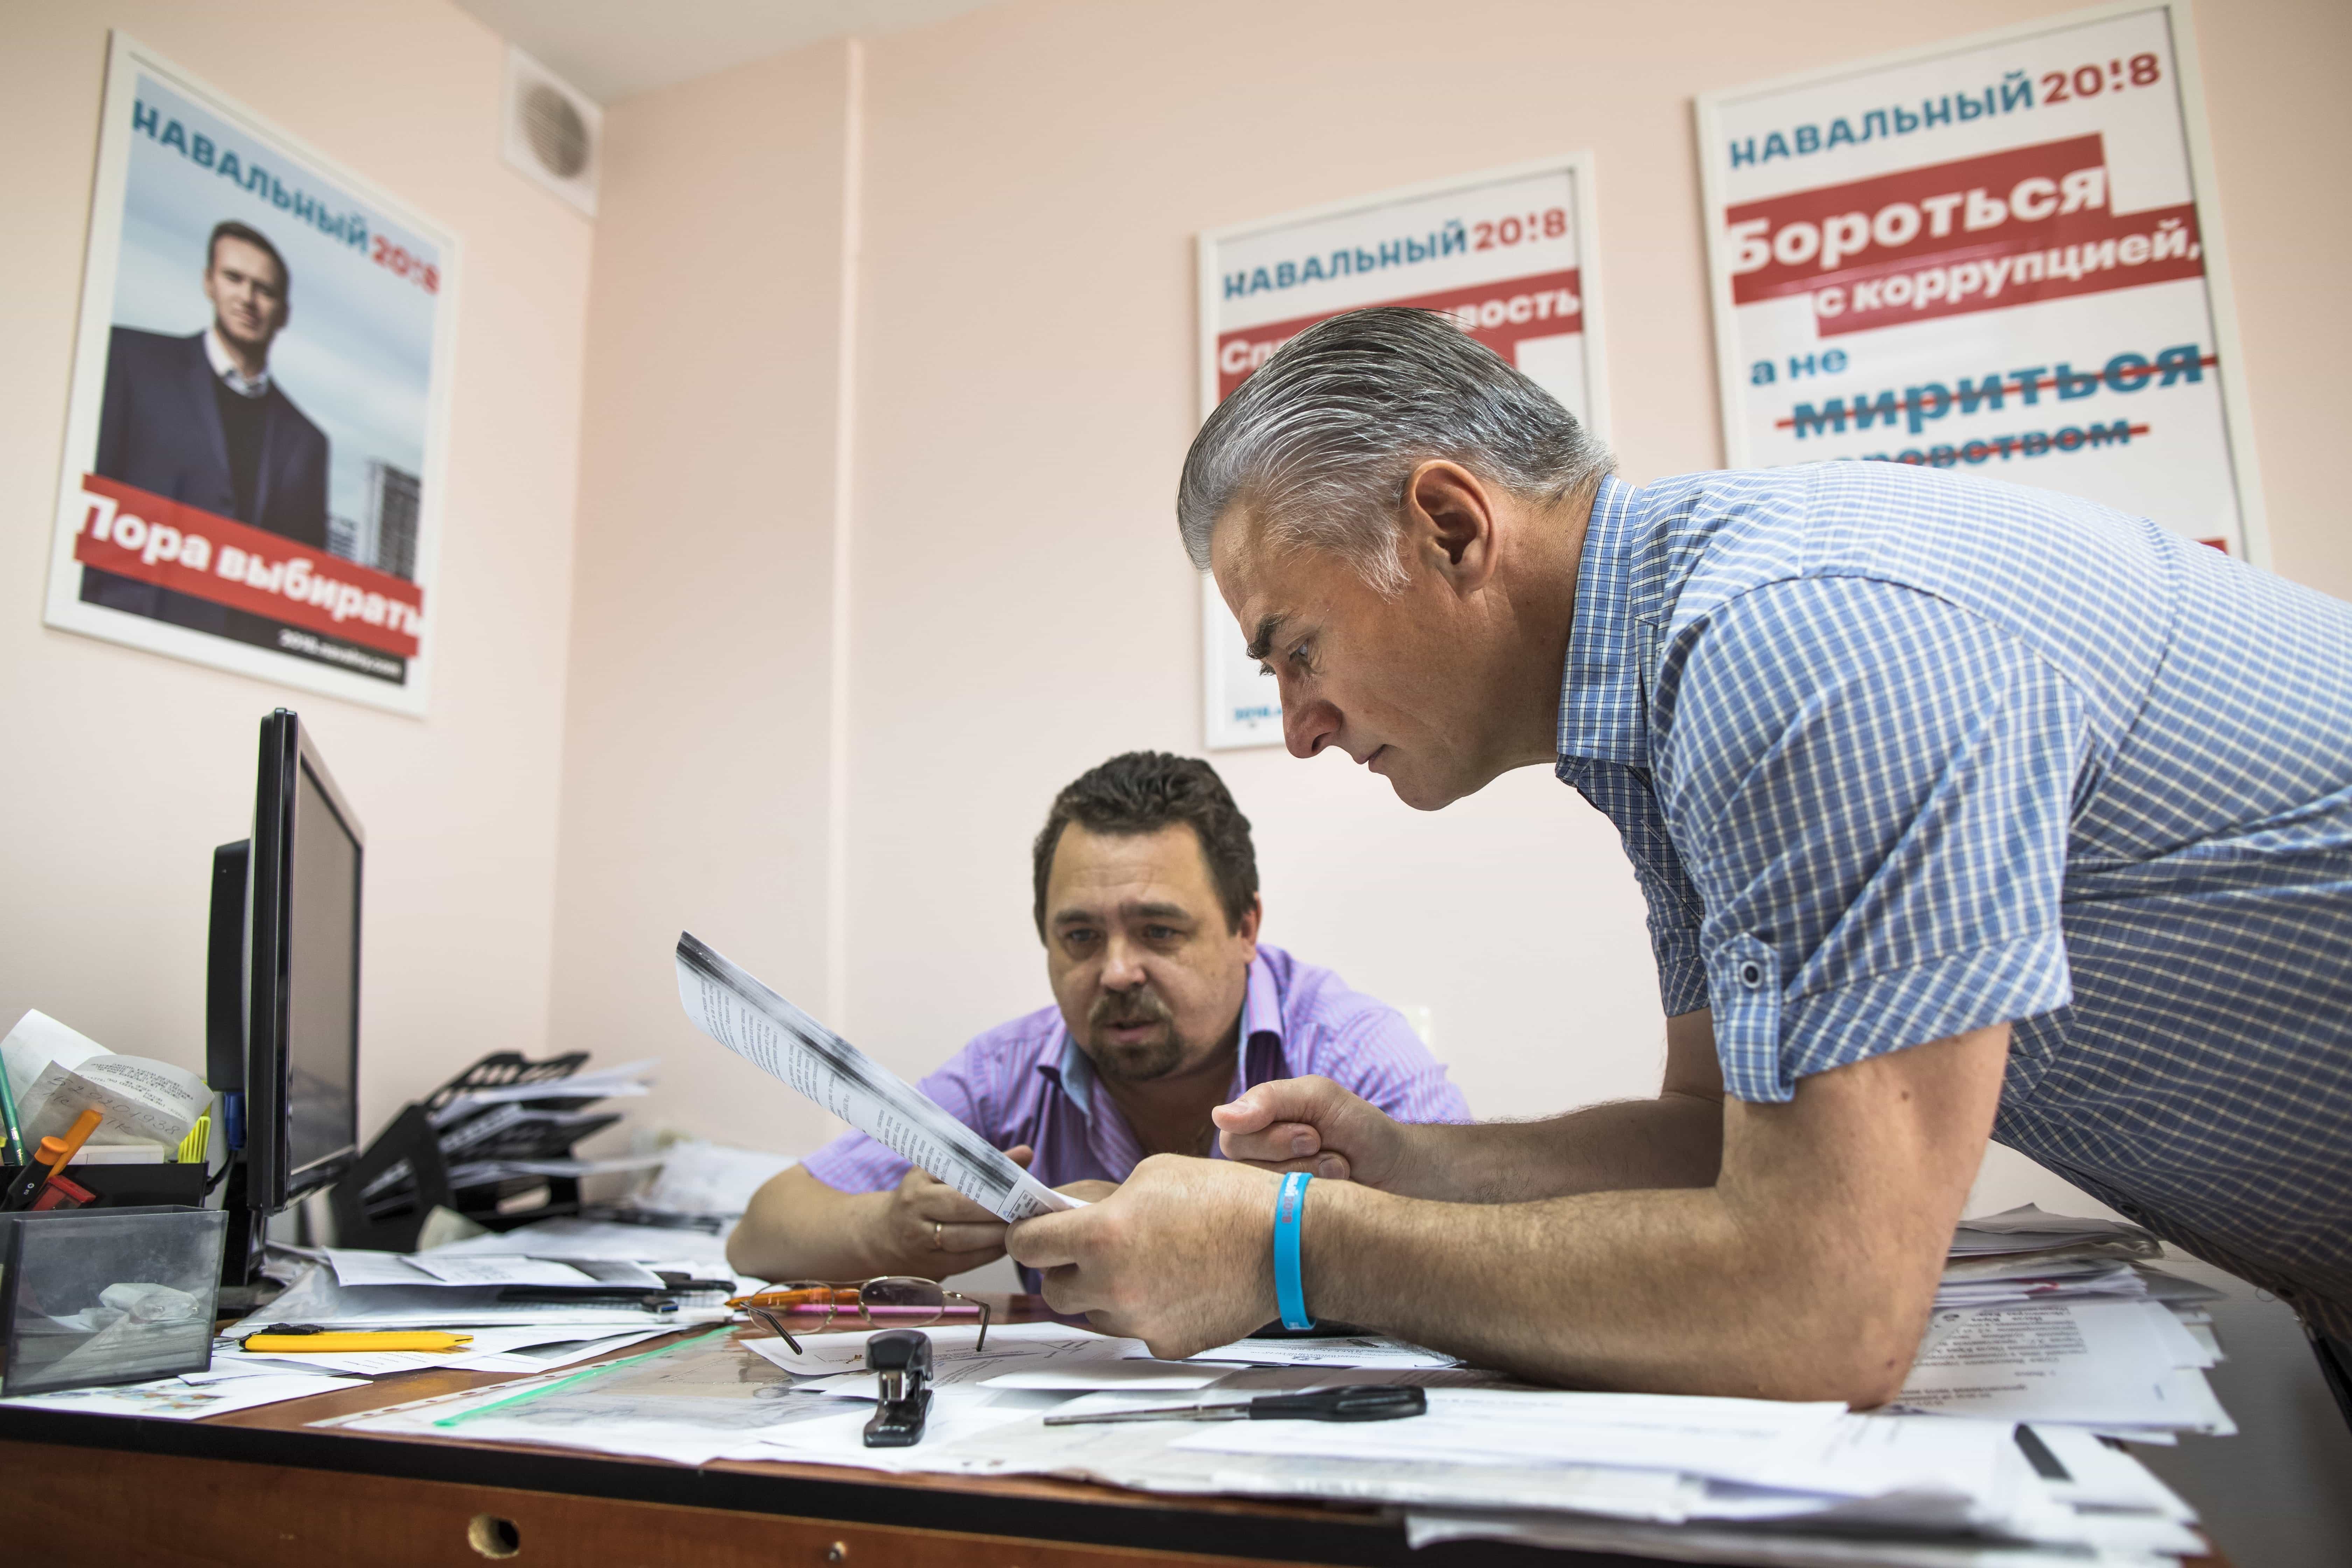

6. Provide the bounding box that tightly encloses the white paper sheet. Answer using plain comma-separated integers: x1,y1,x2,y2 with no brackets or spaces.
17,1049,209,1148
0,1008,109,1102
227,1264,727,1334
740,1320,1141,1386
834,1396,1706,1521
980,1358,1228,1391
675,932,1076,1222
1890,1299,2233,1433
326,1249,441,1287
1,1371,362,1419
420,1215,735,1273
1172,1387,1852,1488
1166,1334,1461,1369
749,1387,1072,1473
1204,1364,1517,1391
1402,1506,2180,1567
404,1255,601,1288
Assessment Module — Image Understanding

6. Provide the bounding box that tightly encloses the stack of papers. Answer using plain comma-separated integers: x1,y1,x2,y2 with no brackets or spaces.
1892,1206,2231,1443
326,1332,2210,1564
322,1271,2215,1566
225,1258,737,1337
62,1198,2187,1567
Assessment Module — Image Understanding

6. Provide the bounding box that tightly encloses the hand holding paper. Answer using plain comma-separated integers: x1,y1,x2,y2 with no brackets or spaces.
673,933,1078,1223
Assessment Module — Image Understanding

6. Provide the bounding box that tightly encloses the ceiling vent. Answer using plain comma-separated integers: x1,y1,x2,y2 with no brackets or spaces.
502,46,601,218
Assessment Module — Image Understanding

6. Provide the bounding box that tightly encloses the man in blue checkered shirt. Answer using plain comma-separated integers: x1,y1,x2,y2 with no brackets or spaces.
1009,308,2351,1405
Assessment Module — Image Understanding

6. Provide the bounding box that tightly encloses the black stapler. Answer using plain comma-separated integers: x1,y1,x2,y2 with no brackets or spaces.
862,1328,933,1448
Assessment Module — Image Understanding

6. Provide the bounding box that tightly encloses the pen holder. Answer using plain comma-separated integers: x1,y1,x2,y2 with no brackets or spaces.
0,1206,227,1396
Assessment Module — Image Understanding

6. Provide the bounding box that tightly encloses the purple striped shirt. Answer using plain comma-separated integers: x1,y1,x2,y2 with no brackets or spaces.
802,944,1469,1222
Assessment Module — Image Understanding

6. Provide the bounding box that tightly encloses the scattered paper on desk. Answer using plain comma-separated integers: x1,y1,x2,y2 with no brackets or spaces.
329,1248,672,1291
980,1358,1228,1392
325,1249,441,1287
1,1371,361,1419
420,1214,736,1274
323,1328,844,1466
675,932,1078,1223
404,1255,600,1288
228,1264,729,1336
1167,1334,1460,1370
750,1386,1068,1474
1890,1297,2233,1434
1170,1387,1850,1487
741,1319,1141,1385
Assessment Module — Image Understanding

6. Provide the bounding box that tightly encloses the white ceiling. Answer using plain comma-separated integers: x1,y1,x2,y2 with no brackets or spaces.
453,0,1007,103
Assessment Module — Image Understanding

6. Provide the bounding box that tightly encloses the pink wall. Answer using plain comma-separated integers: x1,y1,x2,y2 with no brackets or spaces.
545,44,856,1156
841,0,2351,1134
11,0,2332,1187
0,1,593,1130
559,0,2349,1184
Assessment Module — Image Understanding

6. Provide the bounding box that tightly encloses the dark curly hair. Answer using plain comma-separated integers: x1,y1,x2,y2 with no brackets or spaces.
1031,752,1259,938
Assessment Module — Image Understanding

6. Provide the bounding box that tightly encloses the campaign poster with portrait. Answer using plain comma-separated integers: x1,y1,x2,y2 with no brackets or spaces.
1696,1,2265,561
1196,155,1609,749
45,35,458,715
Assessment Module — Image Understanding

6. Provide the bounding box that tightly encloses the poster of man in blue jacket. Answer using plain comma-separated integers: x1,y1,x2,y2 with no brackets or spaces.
46,37,457,715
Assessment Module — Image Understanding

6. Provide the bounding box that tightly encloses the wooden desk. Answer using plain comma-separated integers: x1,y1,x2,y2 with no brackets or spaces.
0,1303,2233,1568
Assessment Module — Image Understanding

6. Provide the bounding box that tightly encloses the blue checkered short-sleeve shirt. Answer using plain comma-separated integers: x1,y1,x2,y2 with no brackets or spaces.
1558,463,2352,1334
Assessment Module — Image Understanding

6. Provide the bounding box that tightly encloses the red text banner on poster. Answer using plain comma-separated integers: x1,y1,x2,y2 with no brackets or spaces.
1724,135,2203,335
69,475,424,658
1218,269,1582,400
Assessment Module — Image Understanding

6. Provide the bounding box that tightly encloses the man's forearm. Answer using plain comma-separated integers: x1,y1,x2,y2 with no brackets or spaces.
1394,1090,1722,1202
1297,1028,2004,1402
1299,1178,1927,1404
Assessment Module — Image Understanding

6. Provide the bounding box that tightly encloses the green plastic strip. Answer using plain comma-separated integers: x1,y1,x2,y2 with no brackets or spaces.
432,1324,736,1429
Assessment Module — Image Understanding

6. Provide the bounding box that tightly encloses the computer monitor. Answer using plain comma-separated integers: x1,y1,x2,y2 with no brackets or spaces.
206,709,363,1284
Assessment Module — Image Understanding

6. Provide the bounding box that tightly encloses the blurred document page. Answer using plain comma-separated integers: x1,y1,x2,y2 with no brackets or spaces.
675,932,1077,1222
1891,1298,2232,1432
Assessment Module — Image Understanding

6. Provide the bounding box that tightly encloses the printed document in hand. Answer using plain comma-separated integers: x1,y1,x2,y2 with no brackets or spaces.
675,932,1077,1222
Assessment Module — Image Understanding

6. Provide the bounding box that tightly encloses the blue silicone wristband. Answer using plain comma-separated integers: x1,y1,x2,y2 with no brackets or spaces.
1274,1170,1315,1331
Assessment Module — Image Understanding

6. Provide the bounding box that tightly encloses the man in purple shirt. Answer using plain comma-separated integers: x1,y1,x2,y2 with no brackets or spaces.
727,752,1467,1288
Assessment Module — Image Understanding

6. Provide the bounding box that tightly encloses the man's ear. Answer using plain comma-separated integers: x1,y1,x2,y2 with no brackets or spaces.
1235,895,1263,947
1403,461,1500,593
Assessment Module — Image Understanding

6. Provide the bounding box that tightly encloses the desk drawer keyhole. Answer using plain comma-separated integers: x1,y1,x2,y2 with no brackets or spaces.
468,1514,523,1559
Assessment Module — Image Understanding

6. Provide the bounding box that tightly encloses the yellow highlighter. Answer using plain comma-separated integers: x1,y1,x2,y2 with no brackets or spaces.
241,1328,474,1353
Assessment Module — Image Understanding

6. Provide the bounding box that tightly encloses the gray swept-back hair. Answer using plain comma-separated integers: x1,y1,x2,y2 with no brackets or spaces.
1176,307,1611,593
